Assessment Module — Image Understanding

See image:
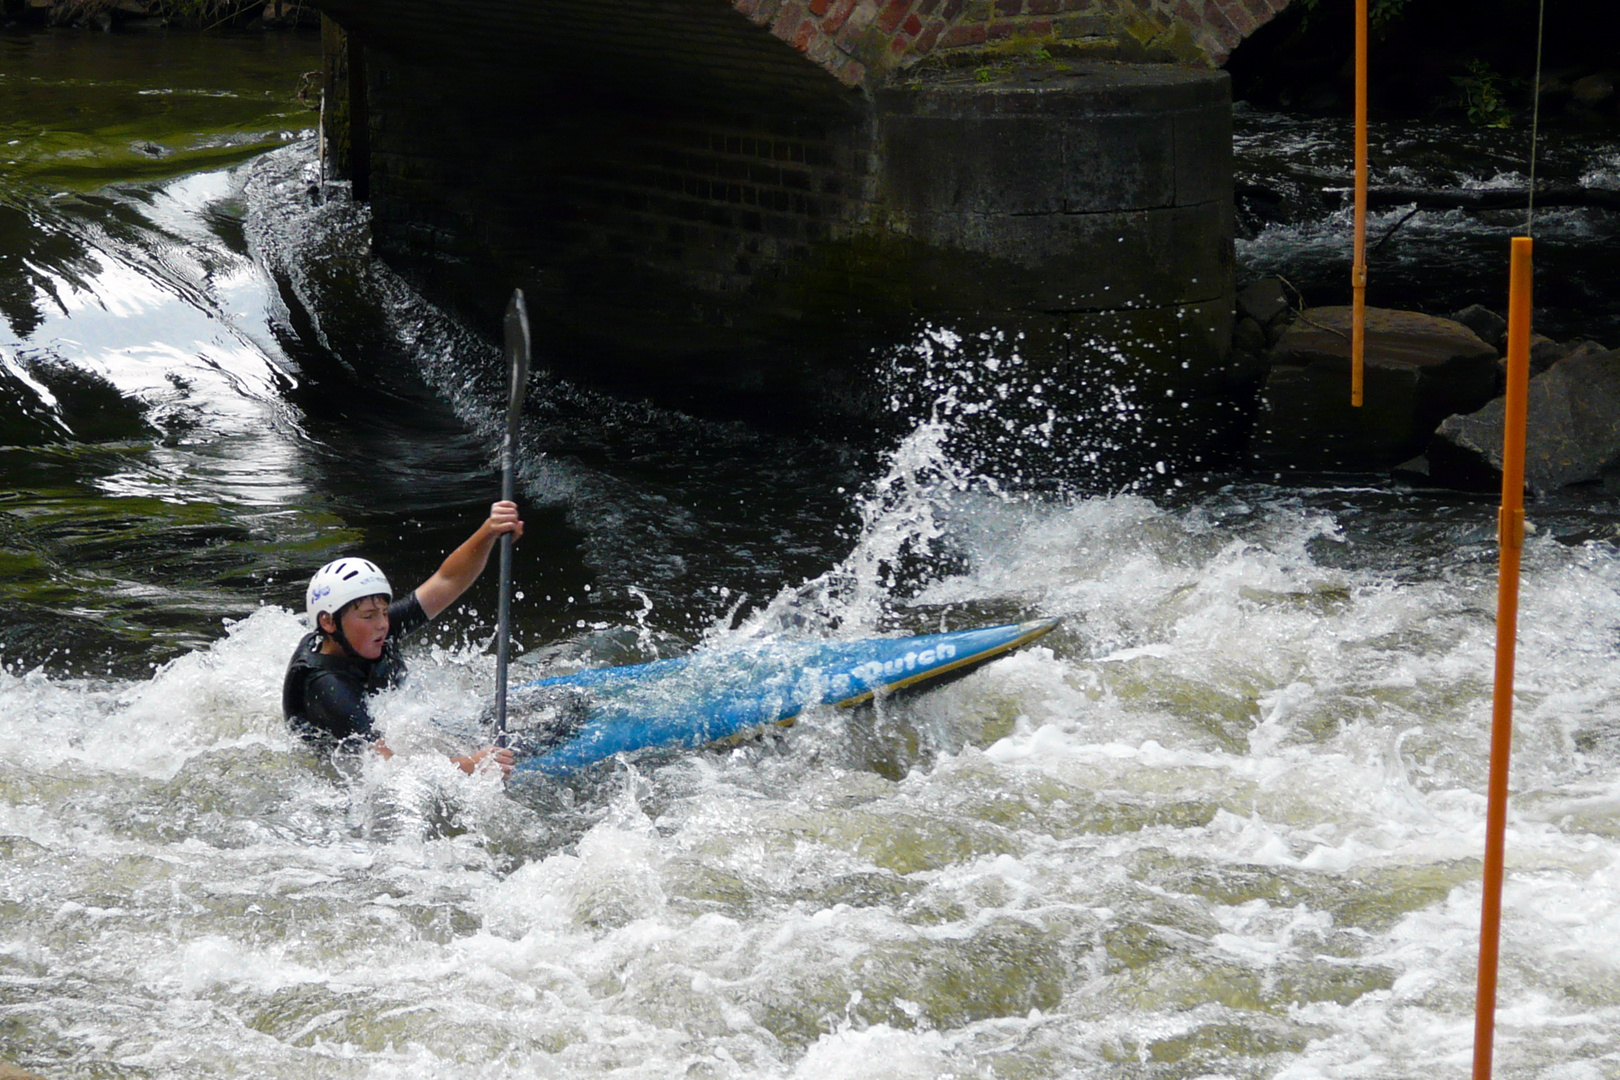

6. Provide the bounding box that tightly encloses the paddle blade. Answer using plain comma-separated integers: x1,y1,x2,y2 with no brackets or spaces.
503,288,532,422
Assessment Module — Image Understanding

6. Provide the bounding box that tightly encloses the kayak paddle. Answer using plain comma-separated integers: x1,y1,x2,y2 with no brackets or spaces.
495,288,531,740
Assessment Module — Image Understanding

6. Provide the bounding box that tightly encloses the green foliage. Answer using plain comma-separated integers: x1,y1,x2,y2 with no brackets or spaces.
42,0,291,27
1452,58,1513,127
1296,0,1412,32
1367,0,1409,29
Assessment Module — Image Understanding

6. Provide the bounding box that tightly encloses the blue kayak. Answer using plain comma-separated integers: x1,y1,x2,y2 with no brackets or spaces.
509,619,1060,776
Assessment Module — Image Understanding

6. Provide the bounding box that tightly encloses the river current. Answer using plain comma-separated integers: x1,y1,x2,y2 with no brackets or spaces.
4,28,1620,1080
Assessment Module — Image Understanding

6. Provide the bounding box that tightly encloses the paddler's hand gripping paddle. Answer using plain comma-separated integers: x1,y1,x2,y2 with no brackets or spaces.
495,288,531,743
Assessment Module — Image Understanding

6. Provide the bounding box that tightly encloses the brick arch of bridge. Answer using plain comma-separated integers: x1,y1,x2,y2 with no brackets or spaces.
752,0,1294,86
314,0,1293,103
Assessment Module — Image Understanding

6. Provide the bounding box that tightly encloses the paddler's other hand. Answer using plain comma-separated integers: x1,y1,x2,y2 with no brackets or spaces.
487,500,524,542
455,745,515,779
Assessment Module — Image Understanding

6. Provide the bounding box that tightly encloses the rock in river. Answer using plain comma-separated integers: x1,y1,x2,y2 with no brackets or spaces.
1250,306,1500,470
1428,343,1620,493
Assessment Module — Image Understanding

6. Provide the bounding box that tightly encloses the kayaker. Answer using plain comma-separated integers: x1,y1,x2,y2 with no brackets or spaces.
282,500,523,777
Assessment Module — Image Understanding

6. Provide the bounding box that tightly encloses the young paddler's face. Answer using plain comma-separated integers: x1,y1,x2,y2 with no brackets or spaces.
326,595,389,660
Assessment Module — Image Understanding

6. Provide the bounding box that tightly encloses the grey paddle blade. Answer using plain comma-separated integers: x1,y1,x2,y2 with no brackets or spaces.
503,288,531,429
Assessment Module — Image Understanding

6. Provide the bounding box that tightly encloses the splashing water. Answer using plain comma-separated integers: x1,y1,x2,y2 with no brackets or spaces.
16,462,1620,1078
877,321,1213,497
737,407,973,640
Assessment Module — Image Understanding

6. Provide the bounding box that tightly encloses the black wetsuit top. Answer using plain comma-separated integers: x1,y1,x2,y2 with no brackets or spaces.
282,592,428,746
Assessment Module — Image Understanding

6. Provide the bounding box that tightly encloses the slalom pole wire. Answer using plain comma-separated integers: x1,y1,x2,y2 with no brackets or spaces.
1525,0,1546,236
1472,5,1543,1074
1350,0,1368,407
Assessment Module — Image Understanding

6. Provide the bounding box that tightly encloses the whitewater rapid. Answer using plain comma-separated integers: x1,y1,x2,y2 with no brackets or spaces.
3,110,1620,1077
6,456,1620,1077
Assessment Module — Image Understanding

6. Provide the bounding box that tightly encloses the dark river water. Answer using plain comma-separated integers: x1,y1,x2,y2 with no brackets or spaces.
4,26,1620,1080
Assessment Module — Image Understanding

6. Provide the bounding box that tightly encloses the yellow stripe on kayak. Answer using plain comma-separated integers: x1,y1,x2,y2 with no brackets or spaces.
828,617,1061,708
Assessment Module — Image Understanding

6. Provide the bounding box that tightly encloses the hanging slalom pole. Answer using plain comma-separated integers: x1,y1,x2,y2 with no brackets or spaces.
1350,0,1368,407
1471,234,1532,1080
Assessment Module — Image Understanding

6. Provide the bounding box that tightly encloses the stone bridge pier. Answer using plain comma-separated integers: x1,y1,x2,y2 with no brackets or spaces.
314,0,1292,474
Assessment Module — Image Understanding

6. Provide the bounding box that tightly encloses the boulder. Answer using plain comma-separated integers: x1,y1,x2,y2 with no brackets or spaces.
1528,333,1567,375
1237,278,1290,328
1233,315,1268,353
1251,306,1500,469
1452,304,1506,349
1428,345,1620,493
1561,340,1614,363
261,0,300,24
1572,73,1615,105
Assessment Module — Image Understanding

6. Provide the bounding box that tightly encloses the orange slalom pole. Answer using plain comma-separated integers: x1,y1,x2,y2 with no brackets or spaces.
1350,0,1368,407
1472,234,1532,1080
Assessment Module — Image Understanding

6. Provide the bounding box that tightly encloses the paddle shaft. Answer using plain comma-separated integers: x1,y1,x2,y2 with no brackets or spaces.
495,289,531,739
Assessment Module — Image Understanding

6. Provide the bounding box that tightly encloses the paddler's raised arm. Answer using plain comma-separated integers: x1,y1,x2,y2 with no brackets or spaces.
413,500,524,620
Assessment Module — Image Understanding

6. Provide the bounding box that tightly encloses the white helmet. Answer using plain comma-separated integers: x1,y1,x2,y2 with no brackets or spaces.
305,558,392,630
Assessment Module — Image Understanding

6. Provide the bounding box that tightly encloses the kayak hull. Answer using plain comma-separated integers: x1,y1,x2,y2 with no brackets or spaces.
510,619,1059,777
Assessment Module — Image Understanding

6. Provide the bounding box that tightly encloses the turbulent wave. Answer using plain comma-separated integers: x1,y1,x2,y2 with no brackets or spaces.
9,386,1620,1076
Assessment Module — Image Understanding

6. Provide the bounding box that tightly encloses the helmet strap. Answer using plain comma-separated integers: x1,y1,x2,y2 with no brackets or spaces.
331,622,365,661
320,605,366,662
